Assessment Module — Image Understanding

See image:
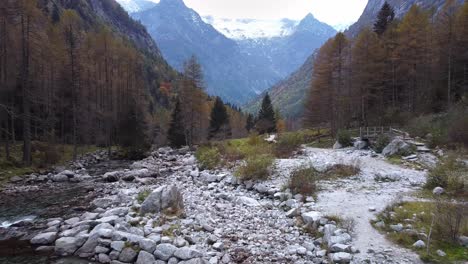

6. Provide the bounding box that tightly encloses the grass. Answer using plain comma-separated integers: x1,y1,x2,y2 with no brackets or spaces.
306,137,334,149
137,189,152,203
0,142,103,185
324,164,361,179
235,154,274,181
425,155,467,199
373,201,468,263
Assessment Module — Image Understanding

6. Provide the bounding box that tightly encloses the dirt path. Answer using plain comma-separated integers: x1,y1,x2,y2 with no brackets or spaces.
275,147,427,263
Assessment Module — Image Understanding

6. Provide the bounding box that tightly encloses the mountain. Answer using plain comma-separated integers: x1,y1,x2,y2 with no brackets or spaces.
346,0,464,37
115,0,157,13
249,0,466,119
130,0,335,105
203,17,299,40
245,52,316,119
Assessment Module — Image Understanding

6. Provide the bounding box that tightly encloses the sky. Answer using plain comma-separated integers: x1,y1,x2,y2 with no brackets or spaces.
152,0,369,30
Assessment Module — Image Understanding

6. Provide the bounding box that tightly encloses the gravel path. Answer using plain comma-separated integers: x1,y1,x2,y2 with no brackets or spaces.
274,147,427,264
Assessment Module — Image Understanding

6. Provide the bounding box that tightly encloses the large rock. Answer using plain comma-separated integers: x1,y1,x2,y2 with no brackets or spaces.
55,237,80,256
382,138,411,157
31,232,57,245
301,211,323,226
136,250,156,264
119,247,138,262
333,141,343,149
412,240,425,249
140,185,184,216
354,140,368,150
331,252,352,263
154,243,177,261
174,247,203,260
235,196,260,207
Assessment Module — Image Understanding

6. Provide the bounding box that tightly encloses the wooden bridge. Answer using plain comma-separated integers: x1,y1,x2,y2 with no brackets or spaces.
356,127,407,139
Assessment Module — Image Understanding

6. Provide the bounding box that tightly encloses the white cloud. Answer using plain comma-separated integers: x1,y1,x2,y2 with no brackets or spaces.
180,0,368,29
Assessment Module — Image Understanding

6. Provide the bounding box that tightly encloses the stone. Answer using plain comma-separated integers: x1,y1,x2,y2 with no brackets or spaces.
212,242,224,251
235,196,260,207
31,232,57,245
174,247,203,260
51,174,69,182
102,207,129,217
139,238,157,252
328,233,352,246
354,140,368,150
458,236,468,247
432,187,444,195
382,138,411,157
302,211,323,225
119,247,138,262
111,241,126,252
368,207,376,212
412,240,425,249
390,224,403,232
154,243,177,261
76,233,100,255
332,252,352,263
286,208,300,218
330,243,351,253
136,250,156,264
55,237,79,256
174,237,188,247
98,253,111,263
436,249,446,257
333,141,343,149
96,246,110,254
140,185,184,215
103,171,122,182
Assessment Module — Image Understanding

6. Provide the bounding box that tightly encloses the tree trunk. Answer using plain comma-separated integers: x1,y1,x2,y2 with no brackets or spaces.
21,14,32,166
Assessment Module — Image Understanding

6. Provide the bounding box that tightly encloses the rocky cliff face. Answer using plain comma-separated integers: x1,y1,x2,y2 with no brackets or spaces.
346,0,464,37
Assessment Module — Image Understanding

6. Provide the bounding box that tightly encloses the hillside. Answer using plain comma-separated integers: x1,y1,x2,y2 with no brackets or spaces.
245,52,316,118
346,0,464,36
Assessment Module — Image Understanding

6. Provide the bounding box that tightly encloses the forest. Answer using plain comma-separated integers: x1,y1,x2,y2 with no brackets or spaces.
304,0,468,145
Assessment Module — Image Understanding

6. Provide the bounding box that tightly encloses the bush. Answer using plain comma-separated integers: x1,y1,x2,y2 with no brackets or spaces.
448,109,468,147
137,189,151,203
425,156,467,197
288,167,318,196
195,146,221,170
235,154,274,181
275,132,304,158
336,130,353,147
373,134,390,153
325,164,361,179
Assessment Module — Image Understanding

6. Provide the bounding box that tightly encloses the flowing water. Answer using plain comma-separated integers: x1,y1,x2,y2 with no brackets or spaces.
0,159,131,264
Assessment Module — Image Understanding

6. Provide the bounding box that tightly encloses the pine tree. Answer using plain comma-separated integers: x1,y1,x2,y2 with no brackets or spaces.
245,113,254,132
208,97,230,140
168,98,186,148
117,102,150,159
374,1,395,36
256,93,276,134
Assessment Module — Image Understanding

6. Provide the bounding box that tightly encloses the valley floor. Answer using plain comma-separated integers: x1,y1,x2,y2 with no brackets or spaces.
0,145,446,264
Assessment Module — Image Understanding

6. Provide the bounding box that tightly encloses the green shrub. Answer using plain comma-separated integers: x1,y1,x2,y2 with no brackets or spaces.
448,109,468,147
235,154,274,181
425,156,467,197
373,134,390,153
195,146,221,170
288,167,318,196
336,130,353,147
137,189,151,203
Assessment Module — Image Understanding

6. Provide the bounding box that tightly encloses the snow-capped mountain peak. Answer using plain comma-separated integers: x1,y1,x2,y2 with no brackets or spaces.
203,16,300,40
115,0,158,13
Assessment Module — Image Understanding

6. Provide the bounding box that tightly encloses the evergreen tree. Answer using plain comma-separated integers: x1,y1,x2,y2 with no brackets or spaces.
245,113,254,132
256,93,276,134
374,1,395,36
117,103,150,159
168,98,186,148
208,97,231,140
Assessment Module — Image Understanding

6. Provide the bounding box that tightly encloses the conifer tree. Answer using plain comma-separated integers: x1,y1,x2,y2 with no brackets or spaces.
256,93,276,134
208,97,230,140
168,98,186,148
245,113,254,132
374,1,395,36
